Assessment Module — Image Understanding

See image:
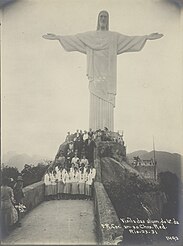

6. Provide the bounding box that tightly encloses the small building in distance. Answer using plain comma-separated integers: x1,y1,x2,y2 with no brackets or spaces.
132,156,157,180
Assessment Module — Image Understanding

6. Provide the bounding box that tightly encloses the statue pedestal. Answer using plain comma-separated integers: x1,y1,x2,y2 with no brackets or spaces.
89,93,114,131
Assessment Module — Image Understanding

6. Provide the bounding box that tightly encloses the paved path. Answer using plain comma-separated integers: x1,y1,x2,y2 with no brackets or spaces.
2,200,97,245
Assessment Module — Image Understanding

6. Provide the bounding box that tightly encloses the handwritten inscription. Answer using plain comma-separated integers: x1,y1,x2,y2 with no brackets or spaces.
120,217,179,225
166,236,179,241
120,217,180,239
101,223,122,230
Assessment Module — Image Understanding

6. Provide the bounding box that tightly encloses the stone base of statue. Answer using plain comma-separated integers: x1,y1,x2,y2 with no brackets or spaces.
89,93,114,131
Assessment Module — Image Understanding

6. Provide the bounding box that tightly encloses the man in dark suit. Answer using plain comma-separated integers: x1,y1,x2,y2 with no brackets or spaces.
85,136,96,167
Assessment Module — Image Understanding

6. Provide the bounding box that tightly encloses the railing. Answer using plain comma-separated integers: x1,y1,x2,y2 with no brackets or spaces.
93,182,123,245
94,158,123,245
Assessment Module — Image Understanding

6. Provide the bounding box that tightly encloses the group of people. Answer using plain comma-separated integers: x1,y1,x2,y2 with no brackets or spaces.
1,127,124,238
44,161,96,200
65,127,124,146
1,176,24,238
46,127,124,200
55,129,97,171
55,128,124,170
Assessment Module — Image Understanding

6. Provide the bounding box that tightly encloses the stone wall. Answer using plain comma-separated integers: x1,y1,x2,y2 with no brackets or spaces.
23,181,45,212
94,159,102,182
93,181,123,245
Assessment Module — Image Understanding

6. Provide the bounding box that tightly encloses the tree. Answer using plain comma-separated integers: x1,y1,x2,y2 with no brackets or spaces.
21,162,49,187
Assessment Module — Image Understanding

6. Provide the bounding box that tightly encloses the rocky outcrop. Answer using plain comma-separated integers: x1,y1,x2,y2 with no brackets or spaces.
97,157,168,245
96,141,126,163
100,157,166,220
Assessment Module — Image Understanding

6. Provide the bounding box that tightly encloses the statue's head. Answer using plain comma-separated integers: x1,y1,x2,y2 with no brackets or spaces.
97,10,109,31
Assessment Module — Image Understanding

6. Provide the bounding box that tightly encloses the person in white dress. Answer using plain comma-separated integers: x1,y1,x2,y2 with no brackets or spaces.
90,167,96,180
85,170,93,198
50,171,57,199
90,167,96,197
55,165,59,173
62,168,67,180
71,153,80,169
44,171,52,200
63,169,71,199
57,168,64,199
78,168,86,199
71,168,79,199
83,130,88,143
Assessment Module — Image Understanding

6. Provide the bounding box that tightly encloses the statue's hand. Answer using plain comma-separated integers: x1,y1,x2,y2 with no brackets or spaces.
147,33,164,40
42,33,58,40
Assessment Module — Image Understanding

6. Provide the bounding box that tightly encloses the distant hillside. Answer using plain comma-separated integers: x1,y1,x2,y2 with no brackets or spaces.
127,150,182,179
2,151,51,171
127,150,148,160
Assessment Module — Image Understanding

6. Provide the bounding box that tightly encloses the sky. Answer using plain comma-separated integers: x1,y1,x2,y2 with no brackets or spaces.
1,0,183,159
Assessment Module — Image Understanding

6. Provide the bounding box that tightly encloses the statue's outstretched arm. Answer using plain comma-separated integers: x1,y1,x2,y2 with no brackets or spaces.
42,33,59,40
146,33,164,40
117,32,164,54
42,33,86,54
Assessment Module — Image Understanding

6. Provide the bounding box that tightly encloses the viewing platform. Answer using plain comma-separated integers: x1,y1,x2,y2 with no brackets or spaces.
3,200,96,245
2,174,123,245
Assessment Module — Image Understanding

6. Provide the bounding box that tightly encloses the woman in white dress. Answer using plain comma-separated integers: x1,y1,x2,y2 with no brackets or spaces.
90,167,96,197
90,167,96,180
71,168,79,199
63,170,71,199
50,171,57,199
85,169,93,198
78,168,86,199
44,171,52,200
57,168,64,199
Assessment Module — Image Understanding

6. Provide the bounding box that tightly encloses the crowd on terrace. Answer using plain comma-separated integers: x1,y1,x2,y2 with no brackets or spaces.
56,127,124,165
44,128,124,200
44,164,96,200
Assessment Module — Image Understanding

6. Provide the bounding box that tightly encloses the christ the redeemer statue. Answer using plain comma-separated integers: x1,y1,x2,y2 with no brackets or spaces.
43,10,163,131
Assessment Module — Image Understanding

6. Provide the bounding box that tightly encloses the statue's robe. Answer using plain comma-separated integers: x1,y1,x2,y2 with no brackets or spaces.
58,31,147,131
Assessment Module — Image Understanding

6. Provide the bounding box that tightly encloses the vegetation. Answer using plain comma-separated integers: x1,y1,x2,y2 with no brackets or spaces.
158,171,183,236
100,157,169,245
1,161,50,188
21,162,50,187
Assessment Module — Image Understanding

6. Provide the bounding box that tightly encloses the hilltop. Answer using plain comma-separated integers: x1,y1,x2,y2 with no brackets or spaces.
2,151,51,171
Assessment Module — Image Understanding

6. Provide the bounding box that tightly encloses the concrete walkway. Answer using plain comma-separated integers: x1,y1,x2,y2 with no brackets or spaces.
2,200,97,245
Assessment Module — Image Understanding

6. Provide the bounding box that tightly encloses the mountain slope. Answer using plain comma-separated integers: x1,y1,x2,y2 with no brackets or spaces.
2,152,51,171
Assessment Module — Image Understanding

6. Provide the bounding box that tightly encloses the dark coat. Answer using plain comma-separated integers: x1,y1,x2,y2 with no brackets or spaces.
85,139,96,163
13,184,24,204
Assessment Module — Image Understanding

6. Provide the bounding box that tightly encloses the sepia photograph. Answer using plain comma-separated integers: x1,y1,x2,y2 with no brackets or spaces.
1,0,183,245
